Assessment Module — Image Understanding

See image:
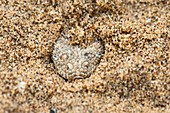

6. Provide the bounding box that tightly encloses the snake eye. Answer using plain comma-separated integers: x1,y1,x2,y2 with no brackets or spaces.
53,55,57,58
84,52,94,59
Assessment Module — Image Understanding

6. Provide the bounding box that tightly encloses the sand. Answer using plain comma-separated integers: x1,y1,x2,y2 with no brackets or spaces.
0,0,169,113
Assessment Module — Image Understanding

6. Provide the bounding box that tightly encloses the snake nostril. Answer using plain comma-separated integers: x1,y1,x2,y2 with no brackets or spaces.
60,53,69,61
82,61,89,68
67,63,73,70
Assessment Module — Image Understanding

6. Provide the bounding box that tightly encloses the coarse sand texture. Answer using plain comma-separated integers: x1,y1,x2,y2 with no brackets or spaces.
0,0,170,113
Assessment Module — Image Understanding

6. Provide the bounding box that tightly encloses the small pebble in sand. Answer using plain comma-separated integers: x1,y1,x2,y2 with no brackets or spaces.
52,33,104,81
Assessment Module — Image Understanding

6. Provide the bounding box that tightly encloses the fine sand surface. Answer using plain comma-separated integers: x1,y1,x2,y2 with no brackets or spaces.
0,0,170,112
